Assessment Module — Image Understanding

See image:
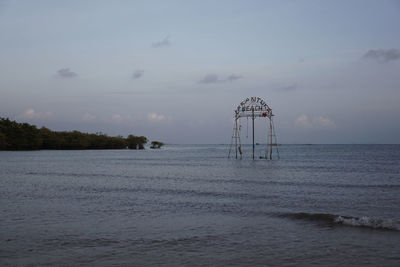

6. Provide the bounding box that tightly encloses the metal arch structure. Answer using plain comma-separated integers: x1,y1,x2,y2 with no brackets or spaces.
228,97,279,160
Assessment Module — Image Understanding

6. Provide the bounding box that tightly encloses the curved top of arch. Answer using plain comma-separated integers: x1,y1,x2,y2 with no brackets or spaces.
235,97,272,119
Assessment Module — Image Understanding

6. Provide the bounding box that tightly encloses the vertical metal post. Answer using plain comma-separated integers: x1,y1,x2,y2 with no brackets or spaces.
235,118,238,159
252,108,255,160
265,120,269,159
272,118,280,159
269,118,273,160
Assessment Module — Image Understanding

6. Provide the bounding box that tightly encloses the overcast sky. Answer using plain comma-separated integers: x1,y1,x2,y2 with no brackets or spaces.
1,0,400,144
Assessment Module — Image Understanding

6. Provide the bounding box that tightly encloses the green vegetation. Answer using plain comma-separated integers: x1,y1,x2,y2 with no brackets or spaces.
150,141,164,149
126,135,148,150
0,117,148,150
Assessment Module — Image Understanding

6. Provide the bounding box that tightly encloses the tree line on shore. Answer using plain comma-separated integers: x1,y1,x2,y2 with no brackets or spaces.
0,118,150,150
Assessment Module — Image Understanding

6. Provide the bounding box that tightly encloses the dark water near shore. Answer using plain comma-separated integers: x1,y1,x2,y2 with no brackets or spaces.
1,145,400,266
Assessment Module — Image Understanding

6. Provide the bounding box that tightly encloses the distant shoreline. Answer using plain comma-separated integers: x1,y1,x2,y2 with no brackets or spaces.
0,118,148,151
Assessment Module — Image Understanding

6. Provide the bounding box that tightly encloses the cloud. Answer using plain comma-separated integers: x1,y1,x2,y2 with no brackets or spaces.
147,113,165,121
226,74,242,81
82,113,95,121
279,83,298,91
199,73,220,84
198,73,243,84
56,68,77,78
132,69,144,79
313,116,336,128
295,114,312,128
363,49,400,62
18,108,52,119
151,36,171,48
112,114,122,123
295,114,335,129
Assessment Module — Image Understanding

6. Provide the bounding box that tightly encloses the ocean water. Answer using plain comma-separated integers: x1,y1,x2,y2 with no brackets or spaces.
1,144,399,266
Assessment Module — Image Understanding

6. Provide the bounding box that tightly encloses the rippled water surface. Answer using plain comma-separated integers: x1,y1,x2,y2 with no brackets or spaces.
1,145,400,266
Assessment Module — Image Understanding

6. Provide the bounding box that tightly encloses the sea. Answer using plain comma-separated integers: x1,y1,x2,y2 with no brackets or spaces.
1,144,399,266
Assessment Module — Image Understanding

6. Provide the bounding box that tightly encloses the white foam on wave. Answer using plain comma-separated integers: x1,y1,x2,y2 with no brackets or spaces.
334,215,400,231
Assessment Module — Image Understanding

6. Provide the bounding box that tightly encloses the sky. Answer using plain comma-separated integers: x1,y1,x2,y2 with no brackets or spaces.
1,0,400,144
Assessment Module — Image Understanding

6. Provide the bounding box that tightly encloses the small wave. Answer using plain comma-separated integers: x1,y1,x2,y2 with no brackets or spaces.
334,216,399,230
279,212,400,231
135,235,220,247
43,237,120,248
25,171,400,190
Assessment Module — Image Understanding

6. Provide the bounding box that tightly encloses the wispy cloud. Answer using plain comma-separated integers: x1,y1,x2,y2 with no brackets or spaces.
363,49,400,62
198,73,243,84
82,113,95,121
18,108,52,119
226,74,242,81
147,112,165,121
151,36,171,48
56,68,77,78
111,114,123,123
132,70,144,79
199,73,220,84
279,83,298,91
313,116,336,128
295,114,335,129
295,114,312,128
